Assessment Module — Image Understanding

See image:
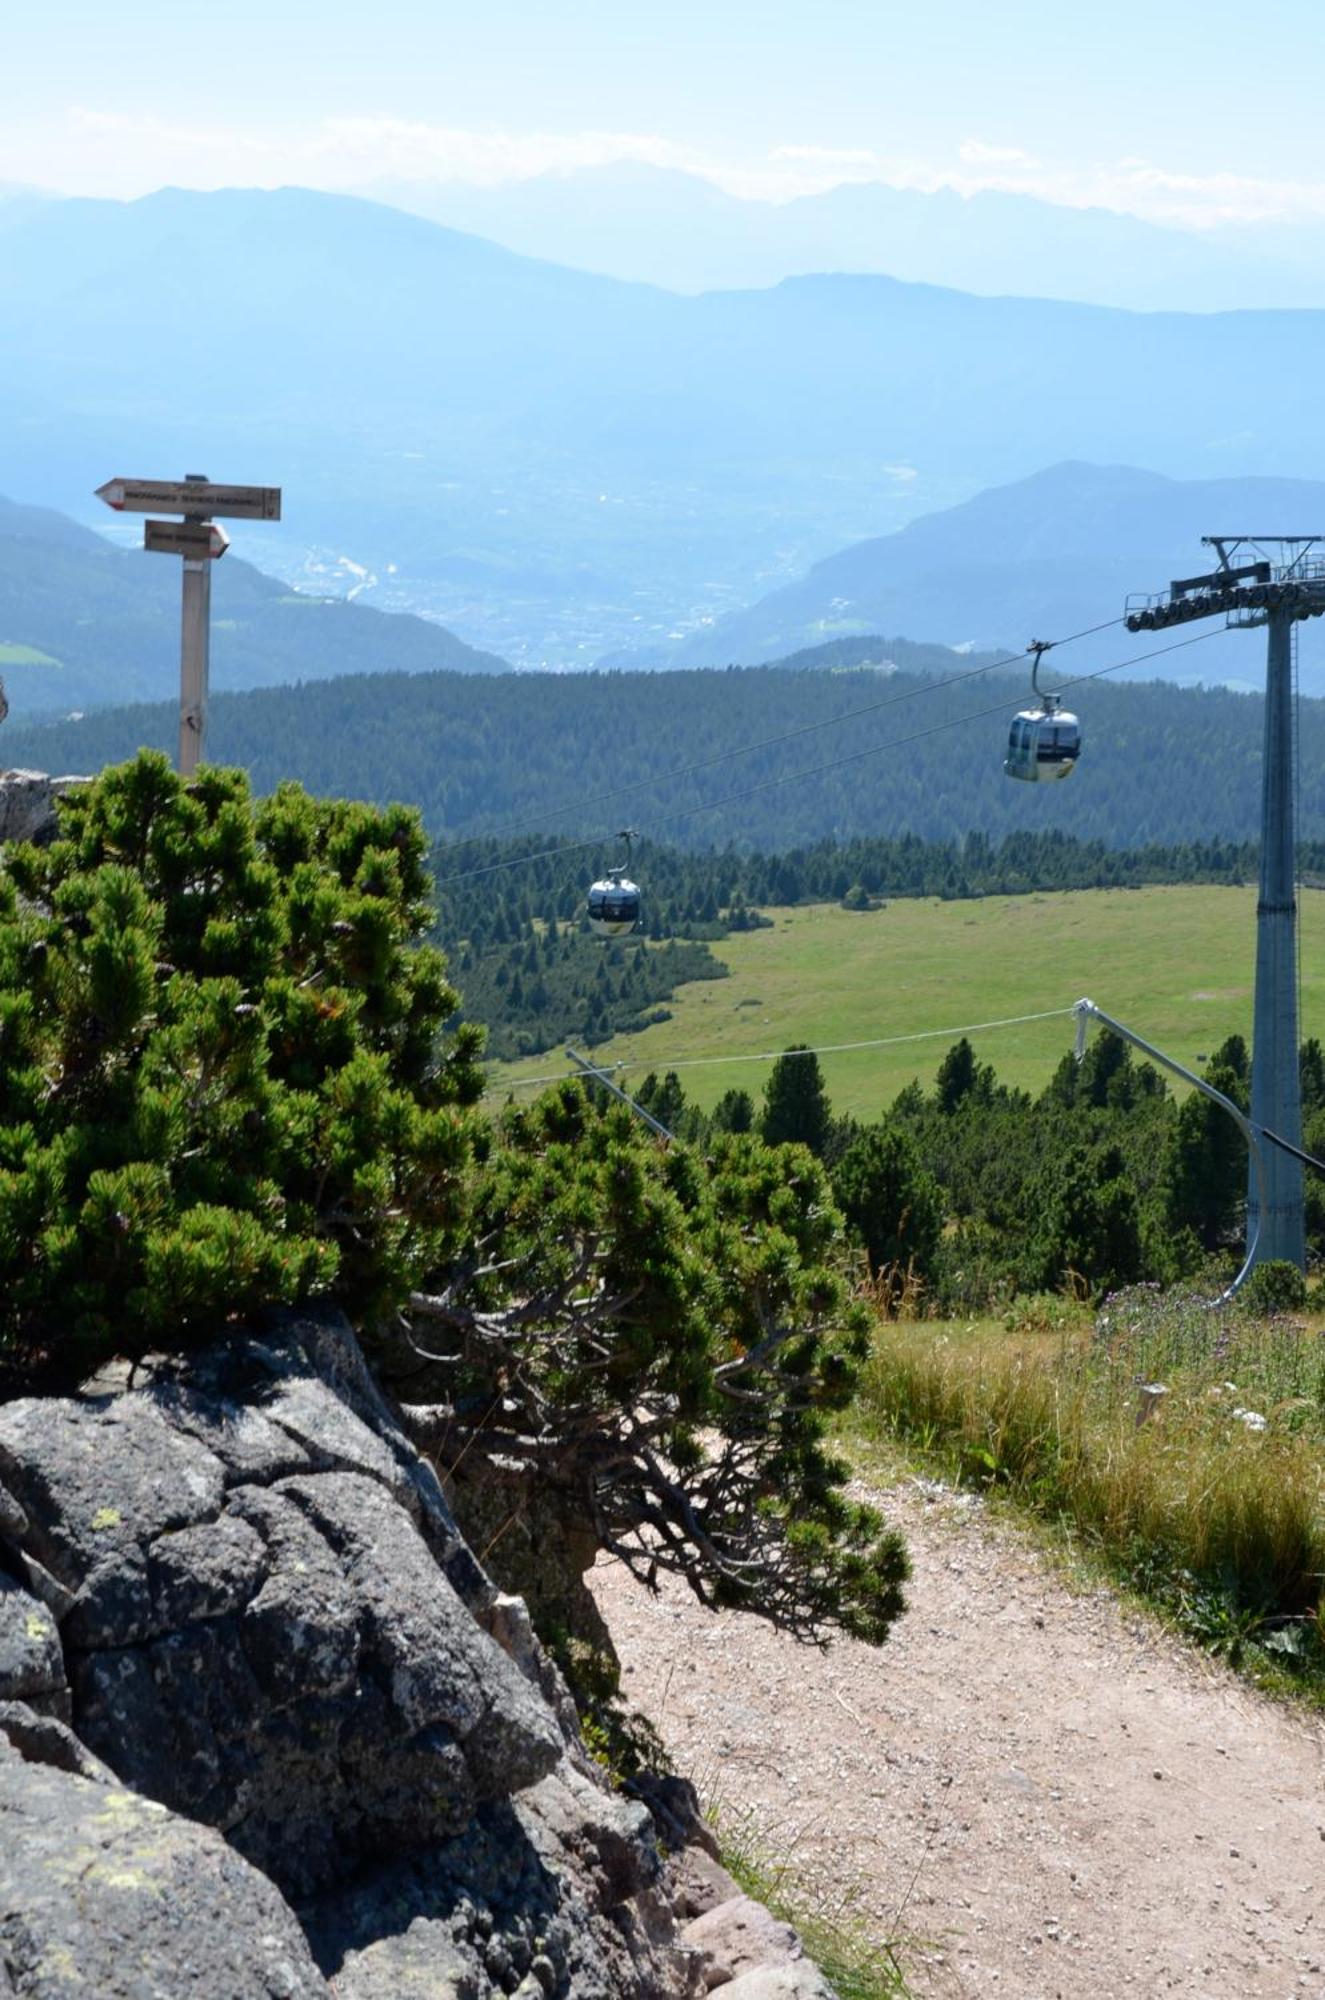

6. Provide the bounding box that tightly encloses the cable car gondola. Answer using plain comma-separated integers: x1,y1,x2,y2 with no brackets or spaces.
1004,640,1081,783
587,830,641,937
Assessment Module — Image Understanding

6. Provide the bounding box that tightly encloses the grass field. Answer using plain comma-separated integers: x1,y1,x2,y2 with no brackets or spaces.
484,884,1325,1118
0,643,60,668
853,1292,1325,1702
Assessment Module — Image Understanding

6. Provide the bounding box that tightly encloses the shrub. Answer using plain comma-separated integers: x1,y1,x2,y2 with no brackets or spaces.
1,754,909,1654
394,1086,910,1646
831,1124,943,1289
1242,1259,1308,1317
0,753,483,1377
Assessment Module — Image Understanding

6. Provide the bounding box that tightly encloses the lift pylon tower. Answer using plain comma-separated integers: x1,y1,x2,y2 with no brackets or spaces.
1127,539,1325,1270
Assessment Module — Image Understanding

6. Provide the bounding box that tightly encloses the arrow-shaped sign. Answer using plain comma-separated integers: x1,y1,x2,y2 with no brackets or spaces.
95,469,281,781
97,477,281,521
143,519,231,560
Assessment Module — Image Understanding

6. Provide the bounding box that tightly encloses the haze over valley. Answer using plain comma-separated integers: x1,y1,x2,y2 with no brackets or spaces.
3,181,1325,677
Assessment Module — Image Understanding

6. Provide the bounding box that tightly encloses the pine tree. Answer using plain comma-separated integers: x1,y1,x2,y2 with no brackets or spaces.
1031,1144,1143,1297
398,1088,909,1647
760,1046,831,1156
711,1087,755,1134
1162,1051,1249,1251
832,1125,944,1281
0,753,483,1376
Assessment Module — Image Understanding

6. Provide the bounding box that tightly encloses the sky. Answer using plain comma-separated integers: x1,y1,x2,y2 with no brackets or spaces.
3,0,1324,227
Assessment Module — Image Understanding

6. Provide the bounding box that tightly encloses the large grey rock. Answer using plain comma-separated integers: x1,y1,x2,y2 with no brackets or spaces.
280,1311,496,1612
0,1321,563,1898
0,1310,727,1995
0,1700,115,1784
0,1390,228,1647
719,1970,839,2000
310,1768,701,2000
0,1741,329,1998
0,1478,26,1541
0,771,87,848
670,1845,744,1921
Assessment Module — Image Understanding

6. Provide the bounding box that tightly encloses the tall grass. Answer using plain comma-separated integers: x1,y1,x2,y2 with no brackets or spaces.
855,1287,1325,1686
712,1799,914,2000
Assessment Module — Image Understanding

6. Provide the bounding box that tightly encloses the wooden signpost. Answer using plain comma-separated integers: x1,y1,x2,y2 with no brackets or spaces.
142,520,232,561
96,474,282,775
96,479,281,522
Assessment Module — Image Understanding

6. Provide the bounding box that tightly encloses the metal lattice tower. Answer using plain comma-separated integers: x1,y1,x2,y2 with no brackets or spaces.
1126,538,1325,1270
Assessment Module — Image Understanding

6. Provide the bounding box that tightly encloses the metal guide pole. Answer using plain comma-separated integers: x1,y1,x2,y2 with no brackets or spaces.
564,1046,675,1141
1073,998,1263,1303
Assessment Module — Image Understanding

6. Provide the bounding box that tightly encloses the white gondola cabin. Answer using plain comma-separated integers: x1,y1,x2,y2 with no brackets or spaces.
1004,641,1081,783
1004,695,1081,782
587,830,641,936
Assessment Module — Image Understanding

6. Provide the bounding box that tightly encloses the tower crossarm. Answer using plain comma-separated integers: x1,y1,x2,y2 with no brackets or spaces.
1126,536,1325,632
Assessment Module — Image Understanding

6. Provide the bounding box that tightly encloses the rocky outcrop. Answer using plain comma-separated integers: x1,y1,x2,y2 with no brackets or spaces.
0,1736,329,1999
0,1309,834,1998
0,770,84,847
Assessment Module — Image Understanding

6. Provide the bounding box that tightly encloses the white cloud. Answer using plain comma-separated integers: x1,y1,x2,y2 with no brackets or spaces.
61,109,712,193
11,112,1325,231
957,139,1040,168
771,145,880,167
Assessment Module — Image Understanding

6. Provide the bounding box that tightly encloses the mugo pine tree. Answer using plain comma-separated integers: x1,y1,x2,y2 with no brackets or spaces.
0,753,908,1651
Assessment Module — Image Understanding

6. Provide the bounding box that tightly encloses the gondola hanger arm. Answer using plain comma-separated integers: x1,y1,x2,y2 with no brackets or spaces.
1027,638,1056,703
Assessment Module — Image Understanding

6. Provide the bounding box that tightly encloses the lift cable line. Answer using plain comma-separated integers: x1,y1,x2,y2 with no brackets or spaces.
480,1005,1082,1097
1126,535,1325,1274
564,1045,677,1141
500,999,1325,1230
462,616,1126,846
437,623,1229,890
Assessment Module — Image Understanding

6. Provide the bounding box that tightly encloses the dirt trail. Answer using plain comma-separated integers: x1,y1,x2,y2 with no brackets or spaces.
592,1478,1325,2000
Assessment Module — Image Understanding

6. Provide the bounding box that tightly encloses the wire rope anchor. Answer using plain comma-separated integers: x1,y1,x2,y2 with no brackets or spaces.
1072,998,1263,1304
565,1045,673,1142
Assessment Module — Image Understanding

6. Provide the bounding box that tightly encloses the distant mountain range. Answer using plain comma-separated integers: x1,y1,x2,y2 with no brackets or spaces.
610,463,1325,694
0,494,506,720
3,187,1325,668
364,162,1325,313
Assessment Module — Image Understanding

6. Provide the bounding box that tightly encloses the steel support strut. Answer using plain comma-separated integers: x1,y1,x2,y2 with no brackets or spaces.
1248,608,1305,1267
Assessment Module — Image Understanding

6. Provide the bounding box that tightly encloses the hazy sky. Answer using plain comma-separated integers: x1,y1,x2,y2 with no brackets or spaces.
3,0,1323,225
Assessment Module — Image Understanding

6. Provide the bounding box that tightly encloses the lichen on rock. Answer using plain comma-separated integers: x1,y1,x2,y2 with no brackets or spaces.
0,1309,730,1998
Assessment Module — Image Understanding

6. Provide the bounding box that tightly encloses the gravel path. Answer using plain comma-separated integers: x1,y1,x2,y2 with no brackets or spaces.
592,1478,1325,2000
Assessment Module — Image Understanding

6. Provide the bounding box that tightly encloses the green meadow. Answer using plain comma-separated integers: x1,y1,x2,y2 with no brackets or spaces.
484,884,1325,1119
0,643,60,668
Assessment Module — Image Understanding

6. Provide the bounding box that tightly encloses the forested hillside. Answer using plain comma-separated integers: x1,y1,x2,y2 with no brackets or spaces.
0,494,507,718
7,647,1324,851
